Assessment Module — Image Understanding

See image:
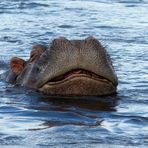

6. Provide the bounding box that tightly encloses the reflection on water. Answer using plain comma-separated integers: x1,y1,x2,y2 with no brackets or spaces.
27,97,115,128
39,96,117,111
0,0,148,147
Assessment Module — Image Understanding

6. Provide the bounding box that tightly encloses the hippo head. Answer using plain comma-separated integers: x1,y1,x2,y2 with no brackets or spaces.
6,36,118,96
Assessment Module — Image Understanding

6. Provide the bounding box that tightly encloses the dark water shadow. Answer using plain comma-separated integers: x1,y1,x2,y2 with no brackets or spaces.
37,95,118,112
24,95,119,129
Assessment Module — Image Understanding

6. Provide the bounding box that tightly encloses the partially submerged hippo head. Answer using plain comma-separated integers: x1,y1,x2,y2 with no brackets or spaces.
6,36,118,96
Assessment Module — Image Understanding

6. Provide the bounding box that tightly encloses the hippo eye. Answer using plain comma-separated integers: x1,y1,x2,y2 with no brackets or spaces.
35,65,41,72
37,67,41,72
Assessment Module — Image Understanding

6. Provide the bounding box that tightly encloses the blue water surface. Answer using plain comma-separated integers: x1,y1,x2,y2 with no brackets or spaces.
0,0,148,147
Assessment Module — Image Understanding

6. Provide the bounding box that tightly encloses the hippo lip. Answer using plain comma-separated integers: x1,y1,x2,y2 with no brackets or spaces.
42,69,113,86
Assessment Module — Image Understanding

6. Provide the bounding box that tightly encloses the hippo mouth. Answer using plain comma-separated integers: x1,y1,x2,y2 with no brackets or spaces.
39,69,116,96
47,69,111,84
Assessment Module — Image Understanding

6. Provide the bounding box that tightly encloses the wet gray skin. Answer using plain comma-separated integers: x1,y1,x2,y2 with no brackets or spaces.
5,36,118,96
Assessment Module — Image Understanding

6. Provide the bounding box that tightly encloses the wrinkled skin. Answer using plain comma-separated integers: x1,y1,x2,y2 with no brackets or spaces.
5,36,118,96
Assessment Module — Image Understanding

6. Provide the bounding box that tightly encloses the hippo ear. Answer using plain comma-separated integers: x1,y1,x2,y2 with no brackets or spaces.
30,44,47,62
10,57,26,76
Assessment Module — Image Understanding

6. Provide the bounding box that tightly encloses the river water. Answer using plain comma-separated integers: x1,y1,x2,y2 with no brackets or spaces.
0,0,148,147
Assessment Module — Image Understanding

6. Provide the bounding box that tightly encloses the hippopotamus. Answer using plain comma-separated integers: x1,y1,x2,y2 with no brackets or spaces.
4,36,118,96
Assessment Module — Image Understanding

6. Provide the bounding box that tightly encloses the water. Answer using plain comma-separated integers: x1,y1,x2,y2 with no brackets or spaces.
0,0,148,147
